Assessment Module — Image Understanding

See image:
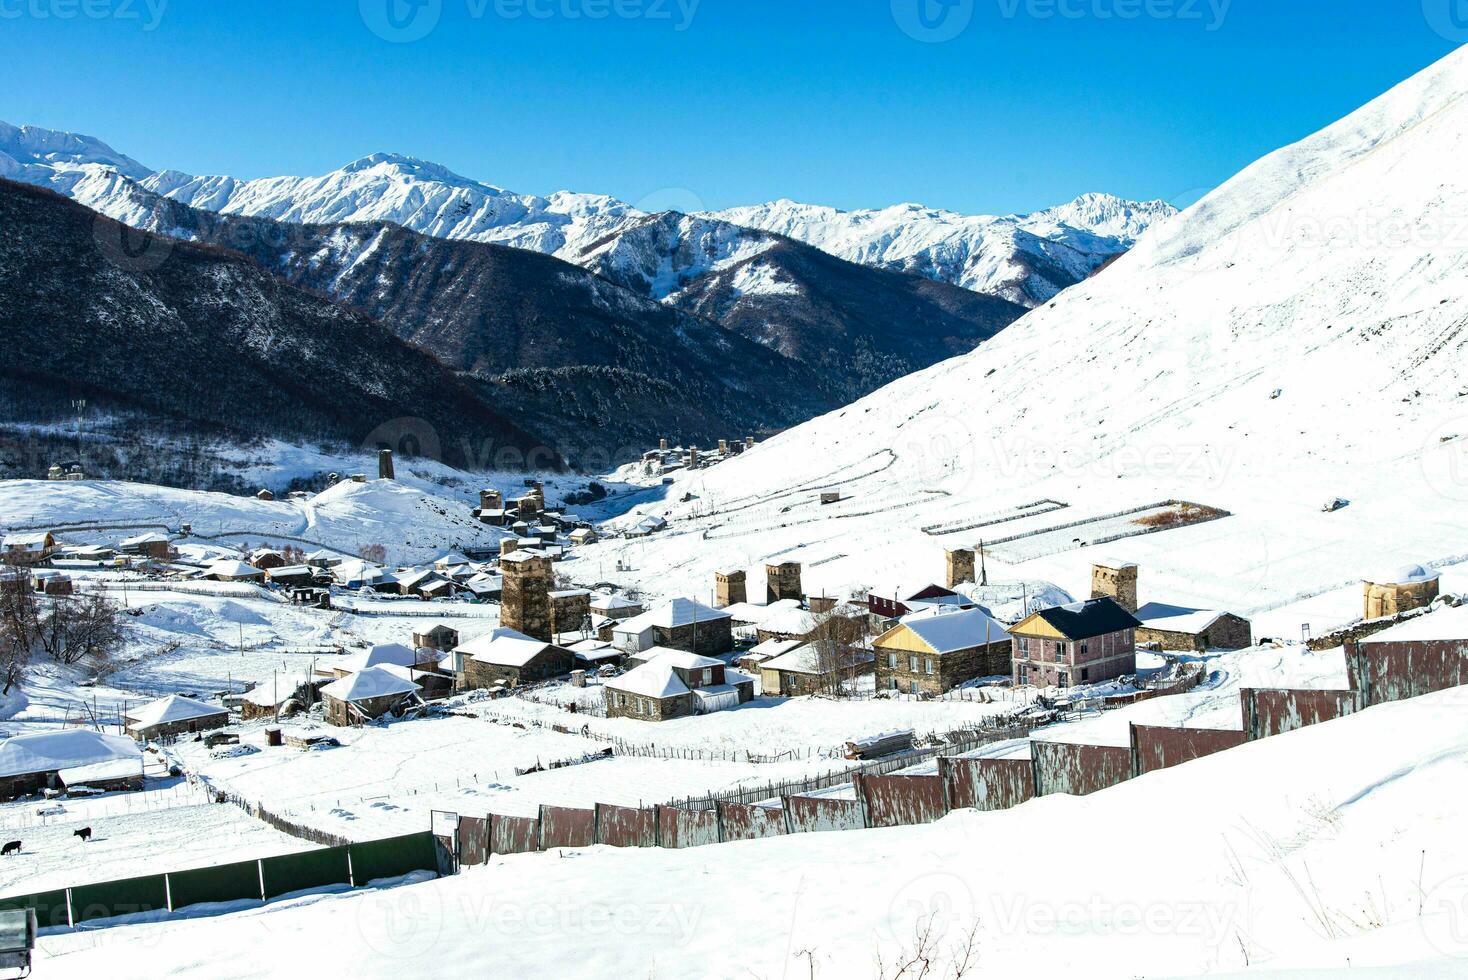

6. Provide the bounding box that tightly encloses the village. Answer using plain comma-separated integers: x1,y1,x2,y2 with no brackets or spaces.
0,437,1462,944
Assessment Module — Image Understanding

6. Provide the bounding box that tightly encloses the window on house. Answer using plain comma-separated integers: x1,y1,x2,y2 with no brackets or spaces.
910,680,920,695
1081,668,1090,682
1058,671,1069,688
889,677,899,691
1019,665,1029,684
909,655,919,672
924,658,934,675
1018,637,1029,653
1055,643,1065,662
887,653,897,669
1079,643,1089,657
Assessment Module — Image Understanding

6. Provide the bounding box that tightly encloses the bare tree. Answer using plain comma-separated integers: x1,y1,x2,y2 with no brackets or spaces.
359,543,387,564
0,630,27,696
39,593,125,666
809,606,876,697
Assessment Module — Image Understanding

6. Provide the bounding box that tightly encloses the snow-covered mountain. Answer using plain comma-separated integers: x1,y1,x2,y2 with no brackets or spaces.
0,121,1172,307
708,193,1178,305
571,44,1468,618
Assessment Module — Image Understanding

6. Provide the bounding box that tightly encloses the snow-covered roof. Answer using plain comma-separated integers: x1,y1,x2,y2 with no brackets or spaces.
121,532,170,546
757,607,819,636
204,559,263,579
616,598,730,634
590,592,641,612
267,564,313,577
336,643,426,674
320,667,421,702
715,599,801,625
606,662,689,699
456,627,554,667
60,757,144,785
1134,602,1229,635
549,589,591,599
895,607,1012,654
633,647,725,671
500,550,547,564
126,694,228,729
0,729,142,779
2,532,52,550
760,646,830,675
1366,563,1440,586
748,638,805,658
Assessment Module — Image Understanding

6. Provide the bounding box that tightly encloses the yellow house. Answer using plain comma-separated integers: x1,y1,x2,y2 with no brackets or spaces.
872,608,1011,696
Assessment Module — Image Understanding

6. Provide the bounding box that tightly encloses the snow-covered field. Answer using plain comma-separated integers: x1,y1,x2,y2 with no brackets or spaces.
27,687,1468,979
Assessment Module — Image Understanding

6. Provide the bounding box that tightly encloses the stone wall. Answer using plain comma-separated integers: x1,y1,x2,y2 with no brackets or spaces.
657,618,734,656
605,688,696,721
1364,579,1439,620
875,640,1011,695
1137,613,1253,652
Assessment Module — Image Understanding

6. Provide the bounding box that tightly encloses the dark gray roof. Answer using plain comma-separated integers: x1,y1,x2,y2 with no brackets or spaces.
1033,597,1142,640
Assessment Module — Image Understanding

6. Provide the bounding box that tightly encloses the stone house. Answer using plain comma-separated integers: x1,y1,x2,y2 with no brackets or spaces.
501,551,554,641
1134,603,1253,652
758,643,874,697
318,643,442,681
412,624,461,652
1009,597,1142,689
765,562,803,603
1363,564,1440,620
124,695,230,742
1,532,55,565
612,598,733,656
249,549,287,571
202,560,265,583
604,651,755,722
874,607,1013,696
549,589,593,638
0,730,143,801
590,592,643,621
120,532,172,560
265,565,317,589
320,668,423,727
455,627,575,689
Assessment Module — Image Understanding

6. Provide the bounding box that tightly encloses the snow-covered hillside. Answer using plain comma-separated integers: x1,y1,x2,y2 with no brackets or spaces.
573,45,1468,630
0,121,1170,306
30,686,1468,978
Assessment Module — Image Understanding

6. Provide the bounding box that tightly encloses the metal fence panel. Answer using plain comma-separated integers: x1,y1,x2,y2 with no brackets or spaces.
1242,689,1356,740
785,794,864,834
943,757,1034,811
260,845,352,900
458,816,490,867
858,774,948,829
1131,725,1249,776
716,802,786,842
656,806,719,849
167,860,263,911
348,832,441,885
489,814,541,855
70,873,169,924
540,806,596,850
1032,741,1133,797
595,804,656,848
0,889,70,930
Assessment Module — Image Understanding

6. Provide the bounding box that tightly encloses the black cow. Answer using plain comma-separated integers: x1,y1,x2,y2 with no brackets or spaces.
73,827,92,843
1,840,19,856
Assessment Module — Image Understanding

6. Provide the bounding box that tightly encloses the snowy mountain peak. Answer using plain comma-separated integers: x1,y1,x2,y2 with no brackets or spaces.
0,120,151,181
336,151,504,192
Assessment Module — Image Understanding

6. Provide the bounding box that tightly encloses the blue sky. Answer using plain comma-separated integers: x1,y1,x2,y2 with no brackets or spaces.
1,0,1460,214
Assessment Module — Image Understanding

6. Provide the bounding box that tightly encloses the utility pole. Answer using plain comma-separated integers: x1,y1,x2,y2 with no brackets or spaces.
979,540,989,587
